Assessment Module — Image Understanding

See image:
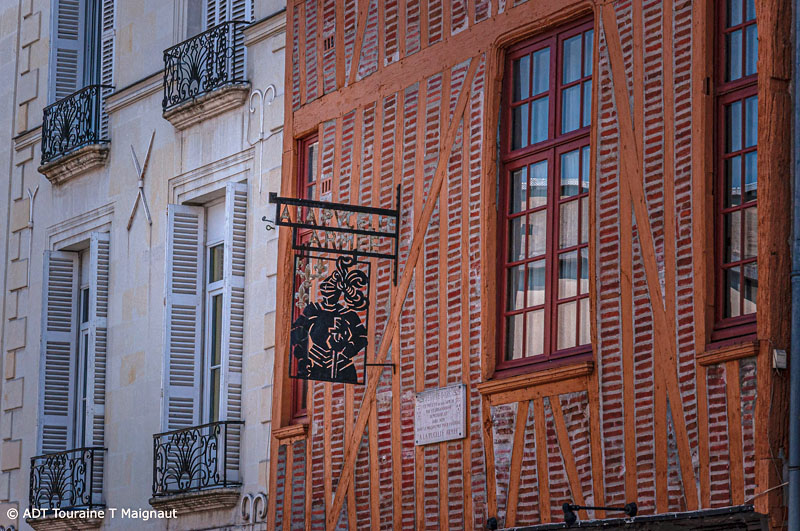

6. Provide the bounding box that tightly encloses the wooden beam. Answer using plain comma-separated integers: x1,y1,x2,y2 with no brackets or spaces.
504,400,530,527
377,0,385,69
534,398,551,522
482,398,498,520
324,59,478,529
294,0,586,135
726,360,744,505
335,0,345,89
348,0,370,85
552,396,588,519
298,0,307,104
398,0,406,59
284,442,294,523
600,3,699,509
316,0,324,95
420,0,429,49
324,382,333,520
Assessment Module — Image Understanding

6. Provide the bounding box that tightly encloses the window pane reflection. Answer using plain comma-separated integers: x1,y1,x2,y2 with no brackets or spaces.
558,251,578,299
513,55,530,102
557,301,577,350
529,160,549,208
526,310,544,356
562,85,581,133
506,314,524,360
559,200,579,249
563,35,582,84
507,265,525,312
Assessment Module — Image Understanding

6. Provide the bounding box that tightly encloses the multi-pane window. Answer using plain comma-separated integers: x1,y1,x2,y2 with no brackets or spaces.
204,205,226,423
499,19,593,370
290,136,319,421
714,0,758,340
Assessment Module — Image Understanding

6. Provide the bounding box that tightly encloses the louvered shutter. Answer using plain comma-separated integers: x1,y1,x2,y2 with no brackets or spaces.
39,251,79,454
163,205,205,431
99,0,115,138
220,182,247,480
85,232,109,498
205,0,251,81
49,0,86,101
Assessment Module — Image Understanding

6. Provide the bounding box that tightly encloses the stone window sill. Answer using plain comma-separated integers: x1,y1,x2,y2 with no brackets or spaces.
162,84,250,130
27,513,103,531
149,486,241,514
38,144,109,186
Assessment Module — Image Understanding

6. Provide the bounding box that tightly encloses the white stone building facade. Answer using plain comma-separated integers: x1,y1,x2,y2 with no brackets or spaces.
0,0,286,528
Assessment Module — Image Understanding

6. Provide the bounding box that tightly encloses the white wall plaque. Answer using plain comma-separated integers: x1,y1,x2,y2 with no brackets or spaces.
414,384,467,445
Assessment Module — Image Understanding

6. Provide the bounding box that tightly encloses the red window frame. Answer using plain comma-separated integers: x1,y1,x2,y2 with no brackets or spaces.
712,0,758,343
290,134,319,423
497,17,594,375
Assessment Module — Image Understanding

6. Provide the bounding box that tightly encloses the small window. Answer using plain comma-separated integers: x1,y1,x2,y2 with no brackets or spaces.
498,19,593,373
290,135,319,422
713,0,758,342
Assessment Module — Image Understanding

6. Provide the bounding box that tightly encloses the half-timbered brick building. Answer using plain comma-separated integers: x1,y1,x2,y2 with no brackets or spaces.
268,0,793,528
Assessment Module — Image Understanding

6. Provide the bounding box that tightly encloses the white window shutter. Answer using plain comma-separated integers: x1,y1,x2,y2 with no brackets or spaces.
39,251,79,454
221,182,247,478
99,0,115,137
205,0,223,28
49,0,86,101
86,232,109,497
163,204,205,431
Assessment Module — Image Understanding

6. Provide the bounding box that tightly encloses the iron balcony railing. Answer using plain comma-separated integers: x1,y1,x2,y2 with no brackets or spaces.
162,21,249,112
152,420,244,497
41,84,112,165
29,447,105,511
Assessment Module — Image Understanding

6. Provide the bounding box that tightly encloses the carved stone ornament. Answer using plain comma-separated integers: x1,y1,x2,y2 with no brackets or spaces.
38,144,109,186
148,486,241,514
162,84,250,130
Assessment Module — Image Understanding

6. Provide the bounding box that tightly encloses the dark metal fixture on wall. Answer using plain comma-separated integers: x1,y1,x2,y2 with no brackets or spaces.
29,447,105,510
162,21,249,111
152,420,244,496
562,502,638,526
41,84,112,165
267,188,401,385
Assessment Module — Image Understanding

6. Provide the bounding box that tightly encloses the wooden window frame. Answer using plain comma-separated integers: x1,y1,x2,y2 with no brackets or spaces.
289,134,319,423
711,0,758,344
496,17,594,377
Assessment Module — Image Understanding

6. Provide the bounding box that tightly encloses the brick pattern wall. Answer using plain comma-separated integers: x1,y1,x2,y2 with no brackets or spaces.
275,0,767,527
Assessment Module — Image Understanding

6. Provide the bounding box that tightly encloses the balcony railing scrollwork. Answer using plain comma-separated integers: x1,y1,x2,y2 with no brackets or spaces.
152,420,244,497
162,21,249,112
29,447,105,511
41,85,112,165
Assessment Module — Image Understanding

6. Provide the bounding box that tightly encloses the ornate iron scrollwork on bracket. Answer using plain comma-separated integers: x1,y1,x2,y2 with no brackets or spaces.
268,188,401,385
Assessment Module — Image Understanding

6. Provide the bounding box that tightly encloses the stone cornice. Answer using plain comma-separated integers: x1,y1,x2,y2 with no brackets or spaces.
105,70,164,114
149,487,241,514
38,144,109,186
162,84,250,130
243,10,287,48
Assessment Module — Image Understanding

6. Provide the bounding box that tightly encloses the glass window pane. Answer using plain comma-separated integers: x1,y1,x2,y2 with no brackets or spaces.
727,29,743,81
559,200,579,249
532,48,550,95
744,206,757,259
562,85,581,133
306,142,319,191
579,297,590,346
557,301,577,350
745,0,755,20
726,100,742,153
529,160,549,208
725,155,742,207
506,314,524,360
582,80,592,128
580,247,589,294
531,97,549,144
743,263,758,314
745,25,757,76
509,217,525,262
210,367,220,422
81,288,90,323
507,265,525,312
527,260,546,306
528,211,547,257
561,149,580,198
512,103,529,150
525,310,544,356
209,244,224,282
580,197,589,245
563,35,582,84
509,167,527,213
581,146,590,193
558,250,579,299
724,210,742,263
728,0,743,26
584,30,594,76
725,267,741,318
744,151,757,202
745,96,757,147
513,55,530,102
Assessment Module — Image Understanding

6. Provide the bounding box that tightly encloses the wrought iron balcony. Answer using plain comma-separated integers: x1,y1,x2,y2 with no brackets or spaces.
41,84,111,165
152,420,244,497
29,447,105,511
162,21,249,112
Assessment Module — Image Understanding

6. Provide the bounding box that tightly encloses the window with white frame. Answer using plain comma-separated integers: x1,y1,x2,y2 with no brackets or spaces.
38,233,109,488
163,183,247,440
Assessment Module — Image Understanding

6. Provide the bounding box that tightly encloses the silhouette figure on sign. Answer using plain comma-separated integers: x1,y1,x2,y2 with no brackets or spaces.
291,256,368,384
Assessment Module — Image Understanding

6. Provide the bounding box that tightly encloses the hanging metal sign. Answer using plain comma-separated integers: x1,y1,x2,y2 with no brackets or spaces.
267,188,400,385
